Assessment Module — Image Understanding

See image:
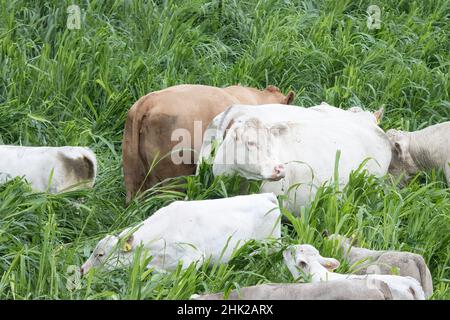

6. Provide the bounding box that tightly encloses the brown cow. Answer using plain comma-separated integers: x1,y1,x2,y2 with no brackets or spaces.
122,84,294,203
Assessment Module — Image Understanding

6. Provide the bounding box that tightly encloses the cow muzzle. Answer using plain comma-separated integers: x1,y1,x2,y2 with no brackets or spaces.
270,164,286,181
80,261,92,276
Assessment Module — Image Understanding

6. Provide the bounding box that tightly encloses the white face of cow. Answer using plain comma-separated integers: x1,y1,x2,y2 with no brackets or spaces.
80,234,134,276
283,244,340,276
212,118,287,181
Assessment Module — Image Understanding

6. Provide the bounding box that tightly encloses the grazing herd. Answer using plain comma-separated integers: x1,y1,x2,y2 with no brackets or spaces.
1,83,449,300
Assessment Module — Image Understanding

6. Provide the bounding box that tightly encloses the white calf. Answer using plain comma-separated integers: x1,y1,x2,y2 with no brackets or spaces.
329,234,433,297
283,244,425,300
81,193,281,275
0,146,97,193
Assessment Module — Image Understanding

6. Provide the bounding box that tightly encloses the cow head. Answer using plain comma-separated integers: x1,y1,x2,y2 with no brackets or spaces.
386,129,419,184
225,84,294,105
80,234,134,276
283,244,340,279
211,117,288,181
263,85,295,105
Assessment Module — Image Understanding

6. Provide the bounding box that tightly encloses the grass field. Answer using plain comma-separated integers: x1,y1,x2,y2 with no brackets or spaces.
0,0,449,299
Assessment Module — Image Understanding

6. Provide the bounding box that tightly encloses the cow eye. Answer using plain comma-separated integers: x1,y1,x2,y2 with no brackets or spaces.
246,141,256,147
95,252,105,258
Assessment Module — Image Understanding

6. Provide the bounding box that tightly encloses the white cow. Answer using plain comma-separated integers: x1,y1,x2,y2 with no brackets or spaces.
0,146,97,193
199,104,391,209
386,122,450,186
283,244,425,300
329,234,433,298
80,193,281,275
198,103,383,163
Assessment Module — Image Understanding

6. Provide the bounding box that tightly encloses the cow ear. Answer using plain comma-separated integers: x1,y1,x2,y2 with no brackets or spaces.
285,91,294,105
318,257,340,271
197,105,245,169
271,123,289,136
265,85,280,93
122,235,134,252
393,141,404,159
373,106,385,124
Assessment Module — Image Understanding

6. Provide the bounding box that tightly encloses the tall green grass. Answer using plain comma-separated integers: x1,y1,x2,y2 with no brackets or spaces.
0,0,448,299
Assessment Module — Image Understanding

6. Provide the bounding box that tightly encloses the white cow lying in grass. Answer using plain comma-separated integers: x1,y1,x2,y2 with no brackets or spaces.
283,244,425,300
329,235,433,298
386,121,450,186
199,104,391,209
0,146,97,193
192,279,393,300
80,193,281,275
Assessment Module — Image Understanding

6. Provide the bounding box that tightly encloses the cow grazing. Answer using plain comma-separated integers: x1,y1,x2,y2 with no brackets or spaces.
386,121,450,186
0,146,97,193
199,103,391,209
122,84,294,203
80,193,281,275
283,244,426,300
329,234,433,298
191,279,393,300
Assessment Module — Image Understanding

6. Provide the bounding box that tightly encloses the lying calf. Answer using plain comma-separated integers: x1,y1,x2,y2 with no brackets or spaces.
386,121,450,186
80,193,281,275
283,244,425,300
0,145,97,193
329,235,433,298
192,279,393,300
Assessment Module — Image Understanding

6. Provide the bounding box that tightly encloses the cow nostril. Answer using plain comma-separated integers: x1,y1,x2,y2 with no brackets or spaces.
274,165,285,175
